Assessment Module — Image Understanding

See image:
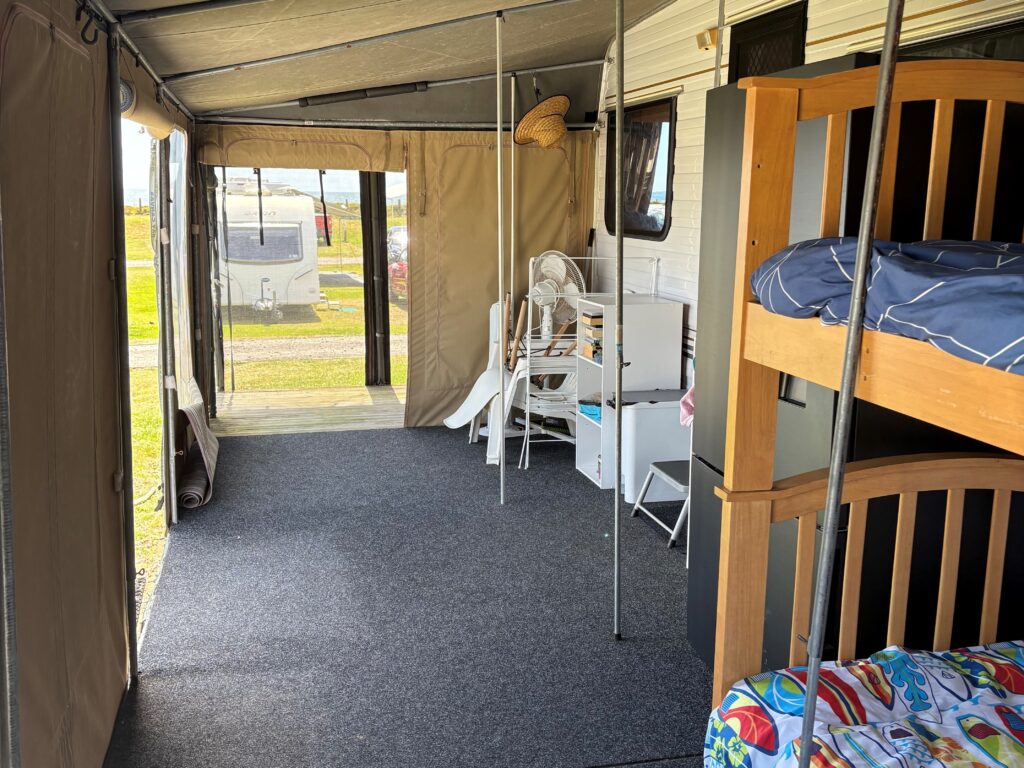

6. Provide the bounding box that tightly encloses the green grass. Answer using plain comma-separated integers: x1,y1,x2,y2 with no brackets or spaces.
124,214,408,342
129,367,166,626
231,356,407,390
128,267,160,341
126,213,154,261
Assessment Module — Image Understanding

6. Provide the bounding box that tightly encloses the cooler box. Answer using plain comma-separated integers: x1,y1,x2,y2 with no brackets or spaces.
621,391,691,504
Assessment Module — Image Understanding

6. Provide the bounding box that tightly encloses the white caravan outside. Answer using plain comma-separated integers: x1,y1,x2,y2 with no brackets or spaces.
220,180,321,313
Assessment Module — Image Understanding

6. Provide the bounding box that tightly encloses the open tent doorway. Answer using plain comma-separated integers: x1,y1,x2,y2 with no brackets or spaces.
208,167,409,435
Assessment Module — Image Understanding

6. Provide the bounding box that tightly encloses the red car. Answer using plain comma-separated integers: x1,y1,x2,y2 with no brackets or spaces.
388,254,408,300
387,226,408,300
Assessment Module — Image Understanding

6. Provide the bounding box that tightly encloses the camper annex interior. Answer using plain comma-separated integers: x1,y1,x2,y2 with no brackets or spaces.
1,0,1023,766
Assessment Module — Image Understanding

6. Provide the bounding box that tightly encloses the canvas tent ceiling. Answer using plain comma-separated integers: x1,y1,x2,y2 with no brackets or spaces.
110,0,669,115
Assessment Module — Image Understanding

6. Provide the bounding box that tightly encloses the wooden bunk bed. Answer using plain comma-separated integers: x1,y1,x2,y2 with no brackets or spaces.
711,58,1024,707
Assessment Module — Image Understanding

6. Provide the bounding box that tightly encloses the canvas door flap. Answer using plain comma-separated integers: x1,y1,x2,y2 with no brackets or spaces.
0,2,128,765
404,130,595,427
194,124,408,172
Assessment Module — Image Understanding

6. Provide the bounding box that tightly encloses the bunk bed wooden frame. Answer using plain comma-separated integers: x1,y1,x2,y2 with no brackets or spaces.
711,58,1024,704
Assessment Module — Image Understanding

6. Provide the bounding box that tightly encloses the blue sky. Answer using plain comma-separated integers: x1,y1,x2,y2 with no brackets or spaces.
122,119,153,192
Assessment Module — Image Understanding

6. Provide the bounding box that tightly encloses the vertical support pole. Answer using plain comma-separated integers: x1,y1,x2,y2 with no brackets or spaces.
797,0,905,761
108,25,139,685
495,12,506,505
510,73,517,308
157,141,179,526
713,0,726,88
612,0,624,641
0,162,20,768
220,168,236,392
254,167,265,245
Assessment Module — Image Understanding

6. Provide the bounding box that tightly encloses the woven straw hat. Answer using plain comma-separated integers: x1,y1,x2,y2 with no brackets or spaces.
514,95,570,148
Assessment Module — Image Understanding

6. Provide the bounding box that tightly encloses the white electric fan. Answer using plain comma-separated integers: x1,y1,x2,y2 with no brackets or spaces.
529,250,585,339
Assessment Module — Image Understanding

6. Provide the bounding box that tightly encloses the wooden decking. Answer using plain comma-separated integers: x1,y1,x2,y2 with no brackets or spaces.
212,385,406,437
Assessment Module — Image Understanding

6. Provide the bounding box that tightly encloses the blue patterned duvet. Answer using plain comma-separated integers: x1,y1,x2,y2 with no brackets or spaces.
750,239,1024,375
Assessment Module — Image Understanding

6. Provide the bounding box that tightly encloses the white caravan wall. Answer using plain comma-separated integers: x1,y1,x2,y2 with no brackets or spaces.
593,0,1024,308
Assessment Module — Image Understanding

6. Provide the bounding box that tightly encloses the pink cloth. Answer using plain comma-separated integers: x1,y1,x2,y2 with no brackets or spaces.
679,385,695,427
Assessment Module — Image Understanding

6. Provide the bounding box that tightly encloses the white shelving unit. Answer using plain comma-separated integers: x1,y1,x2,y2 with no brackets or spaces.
575,294,684,489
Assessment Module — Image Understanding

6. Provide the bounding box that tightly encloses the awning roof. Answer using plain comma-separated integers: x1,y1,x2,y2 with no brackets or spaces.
111,0,668,116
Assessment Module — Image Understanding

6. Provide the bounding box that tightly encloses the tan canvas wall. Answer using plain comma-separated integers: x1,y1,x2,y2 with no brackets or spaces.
404,130,596,427
194,124,596,428
0,2,128,765
195,124,408,172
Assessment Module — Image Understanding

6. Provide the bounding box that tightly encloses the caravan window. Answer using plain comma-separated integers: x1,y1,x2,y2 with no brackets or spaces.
603,98,675,240
226,224,303,263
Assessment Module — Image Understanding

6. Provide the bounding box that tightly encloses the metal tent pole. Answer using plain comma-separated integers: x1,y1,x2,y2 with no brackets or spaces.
496,12,506,505
107,23,139,684
510,73,517,320
157,141,180,526
199,59,603,117
797,0,905,760
198,116,596,130
220,168,236,392
0,184,20,768
612,0,624,641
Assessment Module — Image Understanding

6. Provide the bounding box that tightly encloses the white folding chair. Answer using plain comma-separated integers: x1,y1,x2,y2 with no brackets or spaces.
630,460,690,551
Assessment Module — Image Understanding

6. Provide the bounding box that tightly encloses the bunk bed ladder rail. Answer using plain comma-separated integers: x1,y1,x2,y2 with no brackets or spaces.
713,454,1024,689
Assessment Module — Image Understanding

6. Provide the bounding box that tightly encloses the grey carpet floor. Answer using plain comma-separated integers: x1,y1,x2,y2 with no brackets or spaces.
105,428,712,768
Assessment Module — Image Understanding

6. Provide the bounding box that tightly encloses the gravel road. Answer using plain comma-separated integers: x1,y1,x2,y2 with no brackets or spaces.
129,334,408,368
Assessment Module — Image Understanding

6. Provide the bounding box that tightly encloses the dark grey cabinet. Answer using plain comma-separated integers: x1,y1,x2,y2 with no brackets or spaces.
688,51,1024,672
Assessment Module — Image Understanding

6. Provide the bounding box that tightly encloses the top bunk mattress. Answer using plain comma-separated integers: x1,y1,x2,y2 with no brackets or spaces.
750,239,1024,375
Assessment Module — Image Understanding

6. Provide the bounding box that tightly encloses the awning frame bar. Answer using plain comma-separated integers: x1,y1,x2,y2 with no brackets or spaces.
198,59,605,118
195,116,597,130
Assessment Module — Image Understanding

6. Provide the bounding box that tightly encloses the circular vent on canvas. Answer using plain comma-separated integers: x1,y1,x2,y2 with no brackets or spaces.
119,79,136,115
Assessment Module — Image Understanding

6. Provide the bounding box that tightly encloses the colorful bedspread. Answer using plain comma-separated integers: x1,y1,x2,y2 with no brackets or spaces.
704,641,1024,767
750,239,1024,375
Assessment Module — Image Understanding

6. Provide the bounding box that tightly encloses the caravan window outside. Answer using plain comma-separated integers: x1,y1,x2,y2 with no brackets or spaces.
227,224,303,264
603,98,675,240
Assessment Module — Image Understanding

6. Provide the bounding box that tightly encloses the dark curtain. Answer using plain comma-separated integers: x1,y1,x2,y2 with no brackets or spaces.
623,120,661,214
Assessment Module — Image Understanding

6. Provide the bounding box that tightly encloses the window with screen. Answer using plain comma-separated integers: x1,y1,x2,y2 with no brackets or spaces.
227,224,303,263
603,97,675,240
728,1,807,83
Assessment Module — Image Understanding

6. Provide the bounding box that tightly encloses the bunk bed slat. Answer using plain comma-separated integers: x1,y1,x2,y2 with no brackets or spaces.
789,513,817,666
932,488,964,651
874,103,901,240
973,100,1006,240
887,492,917,646
742,304,1024,457
979,488,1011,644
838,499,867,660
819,112,848,238
923,99,955,240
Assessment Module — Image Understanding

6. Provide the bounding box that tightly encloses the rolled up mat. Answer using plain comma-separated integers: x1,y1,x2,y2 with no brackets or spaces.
177,443,210,510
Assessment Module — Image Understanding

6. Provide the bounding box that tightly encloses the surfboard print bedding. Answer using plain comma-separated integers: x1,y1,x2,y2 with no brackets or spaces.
704,641,1024,767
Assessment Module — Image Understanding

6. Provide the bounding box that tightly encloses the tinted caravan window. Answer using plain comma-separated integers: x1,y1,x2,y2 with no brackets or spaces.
728,2,807,83
603,98,675,240
227,224,303,263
